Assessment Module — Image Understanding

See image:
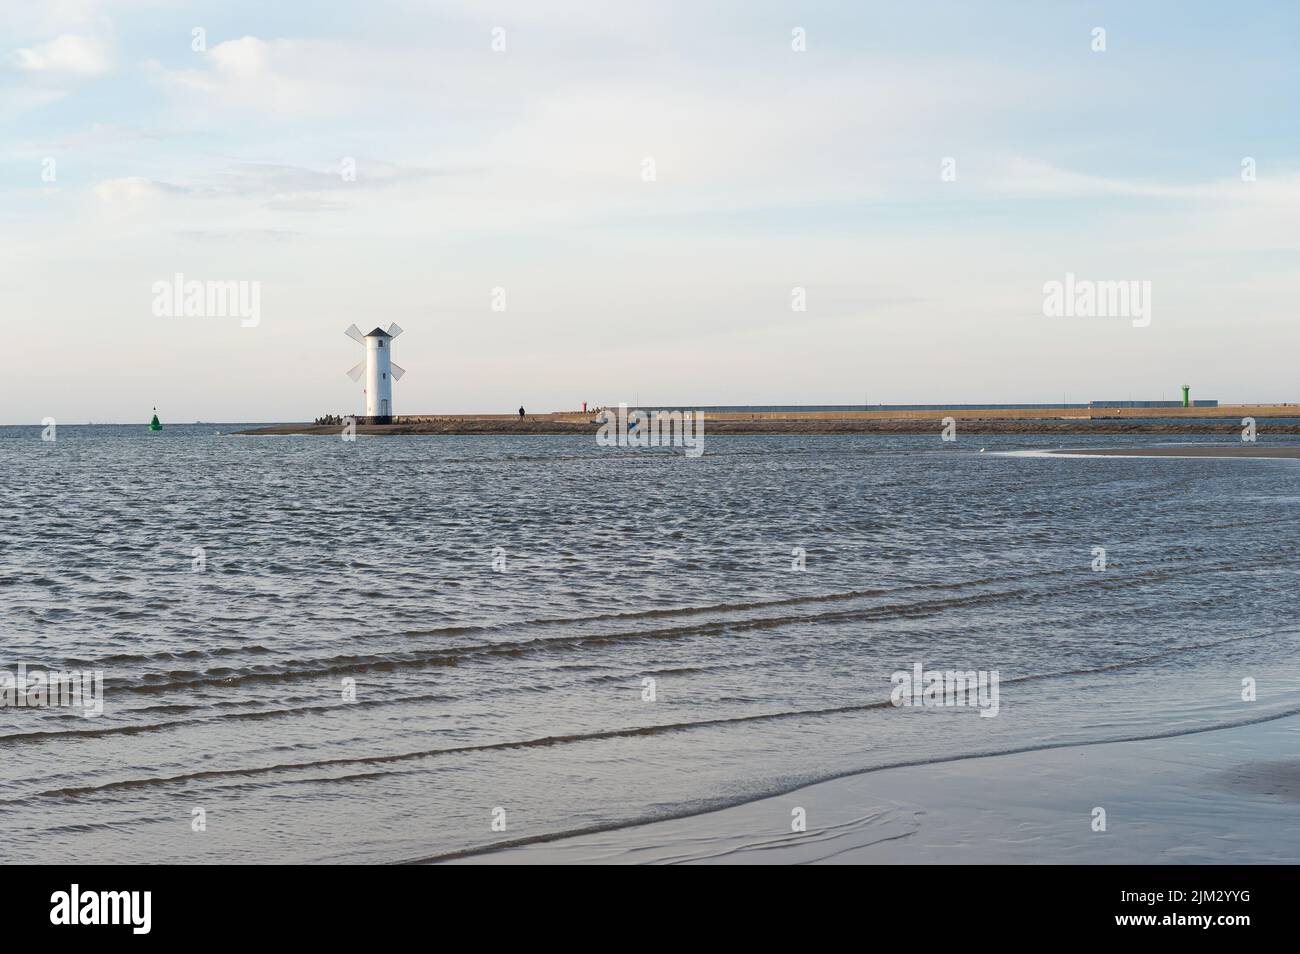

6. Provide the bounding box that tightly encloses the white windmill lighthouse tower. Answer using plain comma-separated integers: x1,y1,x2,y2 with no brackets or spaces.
345,322,406,423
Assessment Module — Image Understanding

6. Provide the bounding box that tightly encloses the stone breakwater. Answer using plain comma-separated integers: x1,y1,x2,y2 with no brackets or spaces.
234,406,1300,438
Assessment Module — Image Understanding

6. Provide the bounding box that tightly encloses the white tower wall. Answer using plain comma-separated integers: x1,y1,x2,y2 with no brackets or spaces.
365,335,394,417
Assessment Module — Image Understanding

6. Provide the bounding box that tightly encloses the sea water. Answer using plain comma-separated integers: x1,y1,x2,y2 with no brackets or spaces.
1,425,1297,862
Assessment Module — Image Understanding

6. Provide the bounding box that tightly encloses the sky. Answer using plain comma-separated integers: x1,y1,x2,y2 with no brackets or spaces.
2,0,1298,423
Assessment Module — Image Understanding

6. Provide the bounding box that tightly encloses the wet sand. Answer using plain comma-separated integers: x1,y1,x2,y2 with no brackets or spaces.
442,715,1300,865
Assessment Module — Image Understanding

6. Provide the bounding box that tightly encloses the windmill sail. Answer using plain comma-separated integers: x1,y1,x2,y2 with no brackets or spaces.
346,359,366,381
344,324,365,343
390,363,406,381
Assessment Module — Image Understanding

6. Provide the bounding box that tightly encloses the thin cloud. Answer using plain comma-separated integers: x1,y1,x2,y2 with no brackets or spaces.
92,176,189,201
10,34,113,76
991,157,1300,203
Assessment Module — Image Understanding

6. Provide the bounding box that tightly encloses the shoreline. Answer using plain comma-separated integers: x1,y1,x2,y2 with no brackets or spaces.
441,714,1300,865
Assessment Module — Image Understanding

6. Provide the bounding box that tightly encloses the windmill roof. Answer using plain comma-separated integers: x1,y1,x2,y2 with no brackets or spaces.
363,326,393,338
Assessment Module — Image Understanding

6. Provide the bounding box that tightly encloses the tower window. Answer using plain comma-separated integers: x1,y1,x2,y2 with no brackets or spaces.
378,340,384,347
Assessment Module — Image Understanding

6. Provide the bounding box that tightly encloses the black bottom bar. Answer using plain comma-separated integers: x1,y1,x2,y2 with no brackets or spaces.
8,864,1289,939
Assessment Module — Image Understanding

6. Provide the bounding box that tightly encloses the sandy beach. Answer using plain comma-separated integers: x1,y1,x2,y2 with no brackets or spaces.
444,714,1300,865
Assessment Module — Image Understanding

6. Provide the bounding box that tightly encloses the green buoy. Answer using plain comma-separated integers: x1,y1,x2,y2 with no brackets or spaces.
149,407,162,431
